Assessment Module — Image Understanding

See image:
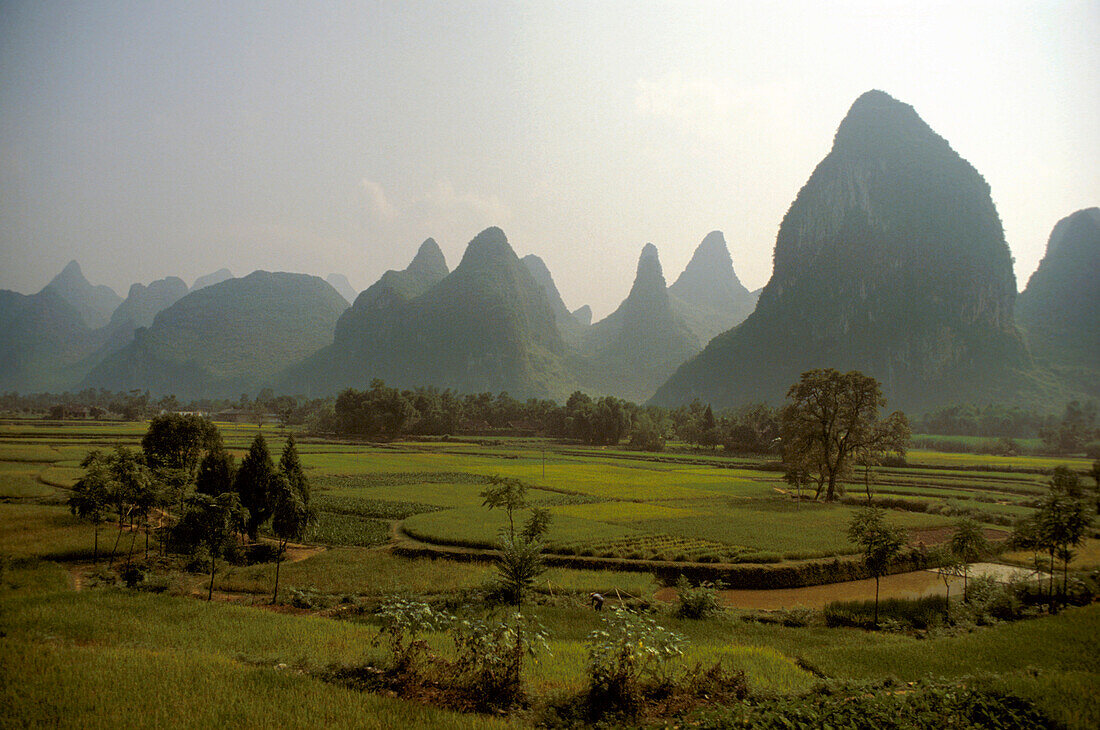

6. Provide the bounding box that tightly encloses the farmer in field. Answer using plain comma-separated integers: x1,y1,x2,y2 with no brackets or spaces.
589,592,605,611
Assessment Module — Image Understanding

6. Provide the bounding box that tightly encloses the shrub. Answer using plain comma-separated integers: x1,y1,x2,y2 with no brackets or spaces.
675,576,723,619
824,595,946,630
586,608,685,714
373,596,451,677
450,611,551,710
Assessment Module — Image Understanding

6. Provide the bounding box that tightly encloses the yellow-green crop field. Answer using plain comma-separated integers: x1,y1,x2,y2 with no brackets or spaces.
2,419,1099,728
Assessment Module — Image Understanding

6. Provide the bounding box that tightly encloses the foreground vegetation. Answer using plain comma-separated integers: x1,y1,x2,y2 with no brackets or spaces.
2,418,1097,727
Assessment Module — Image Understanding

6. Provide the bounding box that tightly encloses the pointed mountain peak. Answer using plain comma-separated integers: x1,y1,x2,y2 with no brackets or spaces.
458,227,515,268
409,238,448,278
325,273,357,304
833,89,934,153
57,260,85,281
635,243,664,283
572,305,592,327
674,231,734,286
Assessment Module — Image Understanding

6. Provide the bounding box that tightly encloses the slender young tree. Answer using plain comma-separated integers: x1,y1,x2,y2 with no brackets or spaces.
950,517,989,602
848,506,905,626
235,433,277,539
278,435,310,512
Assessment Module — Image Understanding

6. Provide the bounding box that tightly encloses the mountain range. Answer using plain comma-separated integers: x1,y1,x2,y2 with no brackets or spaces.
2,90,1094,413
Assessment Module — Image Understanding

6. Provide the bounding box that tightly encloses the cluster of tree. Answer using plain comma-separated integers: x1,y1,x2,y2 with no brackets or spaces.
913,400,1099,448
669,401,781,453
68,414,314,601
1012,466,1096,611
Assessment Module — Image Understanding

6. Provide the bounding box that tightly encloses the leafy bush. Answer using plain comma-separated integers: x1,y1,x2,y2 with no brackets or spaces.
675,576,723,619
586,608,686,714
372,595,450,677
449,611,551,710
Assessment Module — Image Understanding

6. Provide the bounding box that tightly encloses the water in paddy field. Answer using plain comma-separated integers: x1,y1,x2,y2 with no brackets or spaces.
656,563,1047,610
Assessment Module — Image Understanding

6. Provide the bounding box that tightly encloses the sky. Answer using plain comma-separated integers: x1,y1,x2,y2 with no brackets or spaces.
1,1,1097,319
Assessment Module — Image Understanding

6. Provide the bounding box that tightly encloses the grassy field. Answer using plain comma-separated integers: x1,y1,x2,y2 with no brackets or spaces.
2,419,1097,727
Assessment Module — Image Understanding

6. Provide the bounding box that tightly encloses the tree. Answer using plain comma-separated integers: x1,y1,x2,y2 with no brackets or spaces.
1090,459,1100,514
481,476,551,605
278,435,310,513
847,506,906,625
235,433,277,539
174,492,248,600
780,369,910,502
929,546,964,621
949,517,989,601
269,472,313,604
104,446,153,568
142,414,220,513
69,450,112,563
195,442,236,497
1035,467,1092,611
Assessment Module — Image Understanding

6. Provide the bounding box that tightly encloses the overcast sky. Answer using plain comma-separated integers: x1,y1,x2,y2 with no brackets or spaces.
1,1,1097,318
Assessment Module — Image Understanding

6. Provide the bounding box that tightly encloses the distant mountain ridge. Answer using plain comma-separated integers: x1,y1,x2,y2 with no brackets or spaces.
326,274,358,304
652,90,1036,412
82,271,347,398
1017,207,1100,398
41,261,121,329
522,254,587,344
668,230,756,345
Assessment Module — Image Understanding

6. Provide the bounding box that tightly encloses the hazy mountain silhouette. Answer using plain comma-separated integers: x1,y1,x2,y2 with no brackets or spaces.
1017,207,1100,398
82,271,347,398
40,261,121,329
191,268,234,292
572,305,593,327
284,228,575,398
325,273,357,304
652,90,1034,412
522,254,587,343
575,243,700,402
109,277,189,332
0,288,106,392
668,231,756,344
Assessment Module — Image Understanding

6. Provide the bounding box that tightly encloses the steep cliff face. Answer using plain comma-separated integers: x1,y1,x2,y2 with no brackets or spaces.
669,230,756,344
652,90,1030,412
289,228,576,399
1017,207,1100,396
577,244,701,402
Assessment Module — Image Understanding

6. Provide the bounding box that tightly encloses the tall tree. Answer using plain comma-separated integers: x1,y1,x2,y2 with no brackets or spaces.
1036,467,1092,611
269,472,313,604
277,435,310,512
142,414,220,513
779,369,910,502
481,476,550,605
235,433,277,538
174,492,248,600
106,446,152,566
69,450,112,563
847,506,906,625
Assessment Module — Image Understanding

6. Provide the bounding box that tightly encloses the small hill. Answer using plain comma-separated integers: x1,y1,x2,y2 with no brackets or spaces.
191,268,234,292
652,90,1034,412
1017,207,1100,397
325,273,357,304
668,231,756,344
287,228,575,399
0,288,107,392
522,254,587,343
576,244,700,402
40,261,121,329
82,271,347,398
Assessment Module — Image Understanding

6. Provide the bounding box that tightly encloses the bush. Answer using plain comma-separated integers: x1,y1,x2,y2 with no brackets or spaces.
450,611,550,710
586,608,685,715
675,576,723,619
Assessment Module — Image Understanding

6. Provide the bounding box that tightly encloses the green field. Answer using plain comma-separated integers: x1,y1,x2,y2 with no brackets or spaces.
1,419,1097,728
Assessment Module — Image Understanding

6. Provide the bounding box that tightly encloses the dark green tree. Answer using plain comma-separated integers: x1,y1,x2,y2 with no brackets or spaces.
195,442,237,496
481,476,551,605
848,506,906,625
174,492,248,600
1036,468,1092,610
780,369,910,502
278,435,310,512
235,433,277,539
269,472,313,604
69,450,112,563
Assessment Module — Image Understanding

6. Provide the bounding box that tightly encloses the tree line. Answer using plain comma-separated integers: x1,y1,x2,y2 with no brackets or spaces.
68,414,314,601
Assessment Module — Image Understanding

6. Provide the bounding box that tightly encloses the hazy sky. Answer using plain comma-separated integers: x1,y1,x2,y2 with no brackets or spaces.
1,1,1097,318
